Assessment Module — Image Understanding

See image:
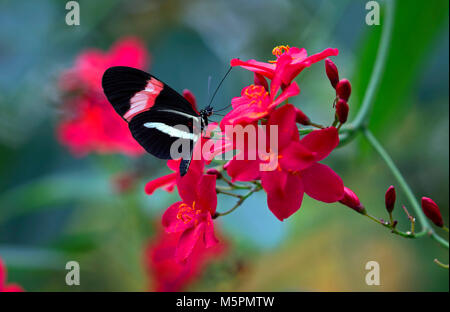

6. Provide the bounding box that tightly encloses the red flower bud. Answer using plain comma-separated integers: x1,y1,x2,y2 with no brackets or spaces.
254,72,269,91
336,99,349,124
421,197,444,227
336,79,351,101
294,107,310,125
325,58,339,88
339,187,365,213
385,185,396,213
206,168,222,178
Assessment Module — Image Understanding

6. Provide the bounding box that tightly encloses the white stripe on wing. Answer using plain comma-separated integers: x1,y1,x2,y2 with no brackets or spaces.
157,109,200,121
143,122,199,141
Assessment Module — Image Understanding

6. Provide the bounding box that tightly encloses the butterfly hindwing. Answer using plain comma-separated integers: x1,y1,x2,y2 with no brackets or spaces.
128,109,196,159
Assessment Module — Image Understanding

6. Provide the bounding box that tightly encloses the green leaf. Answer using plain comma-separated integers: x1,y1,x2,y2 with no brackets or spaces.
352,0,449,137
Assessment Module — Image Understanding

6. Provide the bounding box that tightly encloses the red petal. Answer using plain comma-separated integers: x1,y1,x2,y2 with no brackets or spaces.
204,214,219,248
261,170,304,221
225,157,261,182
230,58,275,79
269,82,300,109
279,141,316,171
270,54,293,99
0,258,6,289
3,284,24,292
182,89,199,114
301,163,344,203
301,48,339,66
175,222,206,263
196,174,217,214
176,160,204,204
167,159,181,171
300,127,339,162
254,72,269,91
268,104,298,150
145,173,177,195
162,202,192,233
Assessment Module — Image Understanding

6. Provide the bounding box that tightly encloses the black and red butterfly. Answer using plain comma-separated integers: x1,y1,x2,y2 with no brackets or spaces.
102,66,216,176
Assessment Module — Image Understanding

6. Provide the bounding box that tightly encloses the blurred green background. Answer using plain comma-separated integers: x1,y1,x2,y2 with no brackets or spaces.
0,0,448,291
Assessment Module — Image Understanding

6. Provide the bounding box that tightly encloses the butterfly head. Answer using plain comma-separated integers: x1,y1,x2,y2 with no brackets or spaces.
201,105,213,118
200,106,213,129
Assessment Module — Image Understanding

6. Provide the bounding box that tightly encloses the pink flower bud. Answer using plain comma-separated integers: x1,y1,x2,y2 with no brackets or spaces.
336,99,349,124
336,79,351,101
206,168,222,178
325,58,339,88
385,185,396,213
254,72,269,91
339,187,365,213
421,197,444,227
294,107,310,125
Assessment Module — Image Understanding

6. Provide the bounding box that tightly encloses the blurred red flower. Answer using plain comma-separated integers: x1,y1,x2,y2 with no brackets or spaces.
145,227,226,292
0,257,24,292
57,37,149,156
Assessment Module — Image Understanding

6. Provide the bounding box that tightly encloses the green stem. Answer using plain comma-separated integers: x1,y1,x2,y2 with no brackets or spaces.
214,185,261,218
339,0,396,144
362,211,425,239
434,259,449,269
363,128,448,249
216,187,242,198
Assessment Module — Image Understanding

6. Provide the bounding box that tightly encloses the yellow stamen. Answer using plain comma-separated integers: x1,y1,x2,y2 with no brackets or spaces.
176,201,200,224
269,45,290,63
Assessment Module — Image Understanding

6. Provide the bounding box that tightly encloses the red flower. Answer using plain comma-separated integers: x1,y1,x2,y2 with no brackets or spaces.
231,45,339,86
57,95,144,156
0,258,24,292
421,197,444,227
60,37,149,91
145,228,226,292
225,104,344,220
220,82,299,127
57,37,150,156
161,159,219,262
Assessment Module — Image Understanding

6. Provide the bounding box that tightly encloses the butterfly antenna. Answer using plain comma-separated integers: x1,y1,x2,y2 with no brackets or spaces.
207,75,212,98
207,66,232,110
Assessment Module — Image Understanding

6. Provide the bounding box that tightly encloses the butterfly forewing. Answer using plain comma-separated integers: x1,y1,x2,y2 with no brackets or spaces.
102,66,200,174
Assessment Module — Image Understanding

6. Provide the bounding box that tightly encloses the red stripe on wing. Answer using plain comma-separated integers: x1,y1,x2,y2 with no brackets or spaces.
124,78,164,122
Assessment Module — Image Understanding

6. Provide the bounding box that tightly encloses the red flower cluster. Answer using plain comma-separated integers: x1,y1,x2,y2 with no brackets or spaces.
0,257,23,292
145,45,359,270
222,45,346,221
57,37,149,156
